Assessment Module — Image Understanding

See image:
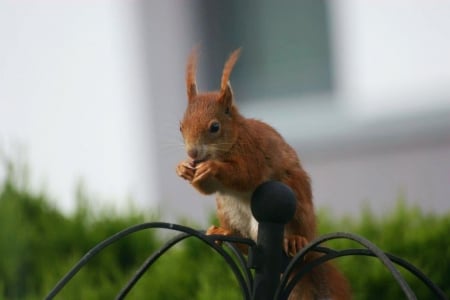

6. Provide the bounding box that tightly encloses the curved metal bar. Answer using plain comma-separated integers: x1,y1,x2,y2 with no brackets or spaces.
321,248,446,299
46,222,163,299
45,222,255,300
116,235,255,300
202,233,256,292
46,223,445,300
223,241,254,292
276,232,417,300
282,247,446,300
384,253,447,299
115,232,190,299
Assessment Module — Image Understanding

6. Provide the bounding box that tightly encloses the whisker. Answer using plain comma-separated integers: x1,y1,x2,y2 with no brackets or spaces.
160,142,185,150
159,134,186,153
208,142,251,150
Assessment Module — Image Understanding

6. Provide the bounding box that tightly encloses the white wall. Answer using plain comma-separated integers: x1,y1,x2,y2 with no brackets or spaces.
302,0,450,216
330,0,450,118
0,0,158,213
1,0,449,222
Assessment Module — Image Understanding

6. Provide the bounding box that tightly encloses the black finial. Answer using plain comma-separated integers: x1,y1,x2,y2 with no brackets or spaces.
251,181,296,224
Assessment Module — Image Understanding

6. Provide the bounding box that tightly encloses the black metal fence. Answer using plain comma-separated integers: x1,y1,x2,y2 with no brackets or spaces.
46,181,447,300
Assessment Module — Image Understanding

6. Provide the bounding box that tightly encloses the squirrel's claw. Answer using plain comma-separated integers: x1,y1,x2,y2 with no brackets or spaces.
176,161,196,182
284,235,309,257
205,225,232,246
192,160,216,184
206,225,232,236
206,225,249,254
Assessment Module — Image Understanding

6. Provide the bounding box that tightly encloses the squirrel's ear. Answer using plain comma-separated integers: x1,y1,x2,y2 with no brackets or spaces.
220,48,241,92
218,48,240,107
219,81,234,107
186,48,198,101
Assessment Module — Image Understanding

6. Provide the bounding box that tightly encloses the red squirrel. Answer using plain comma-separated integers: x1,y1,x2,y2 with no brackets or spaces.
176,49,351,299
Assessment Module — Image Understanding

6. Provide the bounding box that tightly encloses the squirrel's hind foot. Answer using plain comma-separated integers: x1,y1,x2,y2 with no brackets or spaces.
284,235,309,257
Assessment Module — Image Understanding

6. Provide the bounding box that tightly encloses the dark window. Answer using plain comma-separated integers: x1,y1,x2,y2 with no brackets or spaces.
194,0,333,102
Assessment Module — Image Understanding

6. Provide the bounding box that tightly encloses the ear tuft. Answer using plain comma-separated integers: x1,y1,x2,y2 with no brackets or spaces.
220,48,241,93
220,81,234,108
186,47,199,101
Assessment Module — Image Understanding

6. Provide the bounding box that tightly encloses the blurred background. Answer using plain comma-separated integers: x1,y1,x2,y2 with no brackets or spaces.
1,0,450,299
1,0,449,222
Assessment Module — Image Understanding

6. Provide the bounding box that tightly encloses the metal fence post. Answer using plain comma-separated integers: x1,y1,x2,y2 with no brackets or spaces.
250,181,297,300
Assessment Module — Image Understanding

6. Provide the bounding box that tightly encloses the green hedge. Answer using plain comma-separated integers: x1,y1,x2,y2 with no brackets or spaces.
0,173,448,299
318,202,450,299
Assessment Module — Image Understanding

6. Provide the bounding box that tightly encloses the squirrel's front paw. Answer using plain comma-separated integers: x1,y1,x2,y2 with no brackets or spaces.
192,160,218,184
176,160,195,182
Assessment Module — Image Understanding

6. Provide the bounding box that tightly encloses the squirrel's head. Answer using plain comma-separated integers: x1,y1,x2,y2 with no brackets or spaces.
180,48,241,163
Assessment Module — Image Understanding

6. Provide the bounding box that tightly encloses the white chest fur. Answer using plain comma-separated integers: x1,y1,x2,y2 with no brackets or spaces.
216,190,259,241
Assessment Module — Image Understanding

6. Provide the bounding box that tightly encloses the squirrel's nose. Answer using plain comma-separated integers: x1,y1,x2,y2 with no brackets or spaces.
187,148,198,159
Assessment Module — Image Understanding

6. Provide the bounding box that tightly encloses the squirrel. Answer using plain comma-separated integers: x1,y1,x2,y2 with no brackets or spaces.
176,48,351,300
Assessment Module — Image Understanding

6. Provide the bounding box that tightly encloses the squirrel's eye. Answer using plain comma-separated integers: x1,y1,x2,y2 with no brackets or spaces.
209,121,220,133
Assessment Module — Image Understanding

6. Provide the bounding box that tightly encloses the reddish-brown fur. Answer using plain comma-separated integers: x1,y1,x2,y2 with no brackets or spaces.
176,49,351,299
